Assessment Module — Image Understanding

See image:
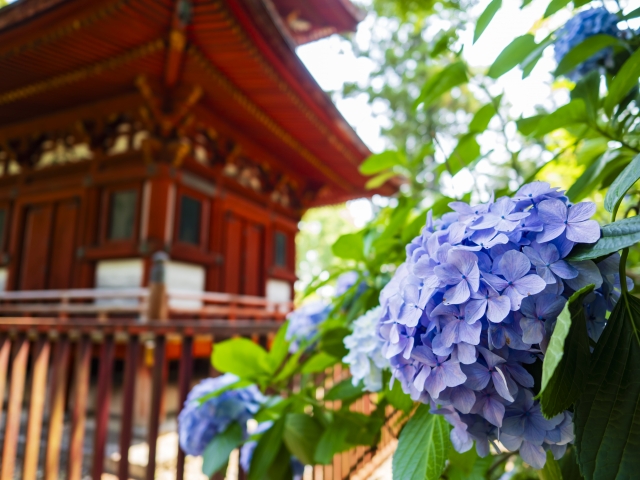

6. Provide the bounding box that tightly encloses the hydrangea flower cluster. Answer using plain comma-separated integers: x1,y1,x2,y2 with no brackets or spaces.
343,306,388,392
286,271,366,354
554,8,621,81
377,182,627,468
178,374,265,456
240,422,304,480
286,301,330,353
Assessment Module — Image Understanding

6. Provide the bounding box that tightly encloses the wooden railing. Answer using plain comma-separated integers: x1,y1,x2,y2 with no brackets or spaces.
0,256,400,479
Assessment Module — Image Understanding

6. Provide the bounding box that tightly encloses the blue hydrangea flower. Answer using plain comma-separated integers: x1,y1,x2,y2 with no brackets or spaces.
343,306,389,391
374,181,629,468
286,301,330,353
554,8,621,81
178,374,265,456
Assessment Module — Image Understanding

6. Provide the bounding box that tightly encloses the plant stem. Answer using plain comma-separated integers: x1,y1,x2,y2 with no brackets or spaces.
620,247,629,295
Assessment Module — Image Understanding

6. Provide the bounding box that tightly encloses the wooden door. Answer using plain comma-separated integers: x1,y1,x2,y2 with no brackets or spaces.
243,223,264,296
18,199,79,290
223,213,242,294
19,204,54,290
48,200,79,289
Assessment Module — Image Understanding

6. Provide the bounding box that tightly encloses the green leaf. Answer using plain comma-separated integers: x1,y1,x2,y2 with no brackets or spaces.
474,0,501,43
539,284,594,418
212,338,270,381
469,99,499,133
301,352,339,374
521,36,554,78
332,232,364,261
325,378,365,401
555,34,620,77
605,47,640,115
604,153,640,214
273,350,303,384
449,134,480,175
202,422,243,476
624,6,640,20
318,327,350,359
446,448,490,480
571,70,601,121
283,413,323,466
488,34,537,78
517,115,544,135
265,444,294,480
533,100,587,137
418,61,468,108
360,150,405,175
559,446,584,480
314,422,350,464
544,0,571,18
386,379,414,413
574,293,640,480
566,150,627,202
249,416,286,480
366,171,397,189
266,323,290,373
538,450,564,480
392,404,449,480
568,215,640,261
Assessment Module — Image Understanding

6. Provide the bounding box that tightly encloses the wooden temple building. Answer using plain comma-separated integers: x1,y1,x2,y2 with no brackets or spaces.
0,0,399,478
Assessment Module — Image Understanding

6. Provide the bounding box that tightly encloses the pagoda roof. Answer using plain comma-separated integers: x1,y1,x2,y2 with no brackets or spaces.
0,0,389,206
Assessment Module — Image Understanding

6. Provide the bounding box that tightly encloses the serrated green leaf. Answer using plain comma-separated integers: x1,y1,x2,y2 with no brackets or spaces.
301,352,339,374
392,404,449,480
544,0,571,18
202,422,243,476
212,338,270,382
248,416,286,480
604,47,640,116
418,61,468,108
533,100,587,137
604,153,640,214
332,232,365,261
474,0,501,43
446,448,492,480
283,413,323,466
325,378,365,401
488,34,537,78
538,450,563,480
574,293,640,480
567,215,640,261
360,150,405,175
555,34,621,77
539,284,594,418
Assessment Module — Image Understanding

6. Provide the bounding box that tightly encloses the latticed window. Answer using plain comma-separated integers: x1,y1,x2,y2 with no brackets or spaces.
178,195,201,245
108,190,136,240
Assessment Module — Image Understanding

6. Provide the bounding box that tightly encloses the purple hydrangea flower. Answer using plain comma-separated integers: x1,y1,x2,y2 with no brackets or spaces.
286,301,330,353
372,184,613,468
554,8,621,81
178,374,265,456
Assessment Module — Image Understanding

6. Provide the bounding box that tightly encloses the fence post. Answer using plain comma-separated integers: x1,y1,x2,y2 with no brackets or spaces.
147,251,169,322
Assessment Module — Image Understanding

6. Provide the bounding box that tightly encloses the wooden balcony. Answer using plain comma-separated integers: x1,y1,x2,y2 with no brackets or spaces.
0,283,400,479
